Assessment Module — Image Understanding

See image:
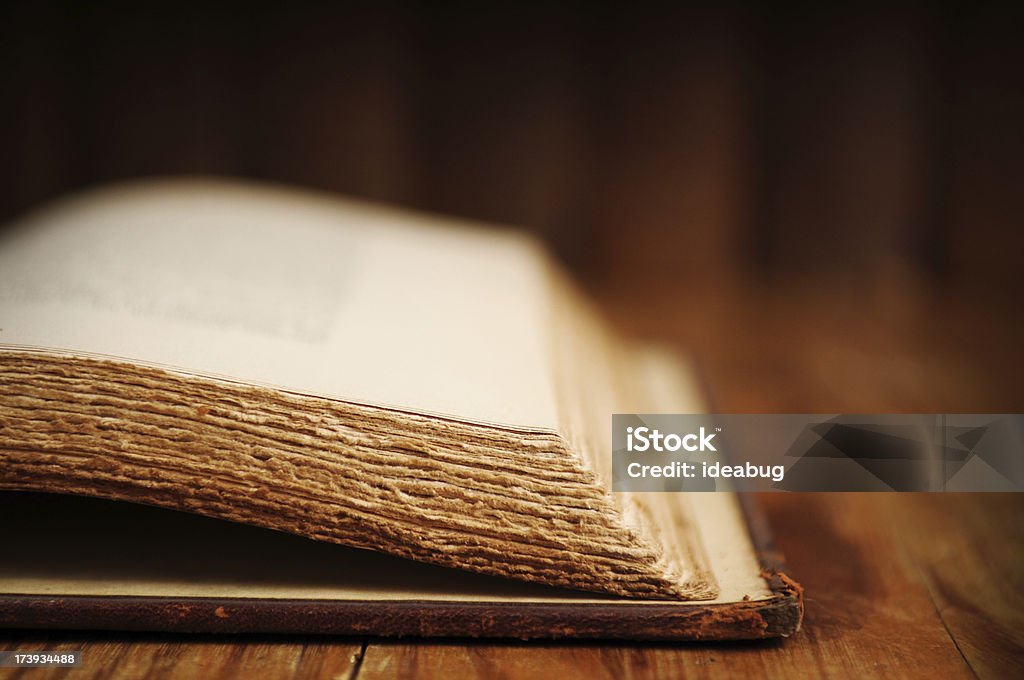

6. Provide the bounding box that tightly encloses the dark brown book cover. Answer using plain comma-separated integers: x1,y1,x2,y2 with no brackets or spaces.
0,492,802,641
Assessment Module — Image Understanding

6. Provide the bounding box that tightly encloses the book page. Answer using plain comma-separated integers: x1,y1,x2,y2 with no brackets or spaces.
0,492,771,605
0,179,561,430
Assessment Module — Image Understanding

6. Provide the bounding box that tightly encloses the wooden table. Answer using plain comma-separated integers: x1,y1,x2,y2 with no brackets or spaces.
3,283,1022,679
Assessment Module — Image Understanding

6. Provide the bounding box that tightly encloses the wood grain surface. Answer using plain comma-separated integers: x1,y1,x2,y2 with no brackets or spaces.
2,286,1022,679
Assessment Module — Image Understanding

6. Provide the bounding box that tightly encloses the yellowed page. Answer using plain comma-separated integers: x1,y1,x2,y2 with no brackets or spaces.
0,488,770,605
0,179,560,430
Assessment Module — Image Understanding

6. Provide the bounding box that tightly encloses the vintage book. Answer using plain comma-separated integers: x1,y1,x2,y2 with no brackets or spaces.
0,179,801,640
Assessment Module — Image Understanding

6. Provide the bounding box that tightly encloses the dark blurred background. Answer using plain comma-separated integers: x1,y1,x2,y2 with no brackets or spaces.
2,1,1022,410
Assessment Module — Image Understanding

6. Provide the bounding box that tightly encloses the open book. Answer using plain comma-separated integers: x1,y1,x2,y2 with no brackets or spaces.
0,179,801,640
